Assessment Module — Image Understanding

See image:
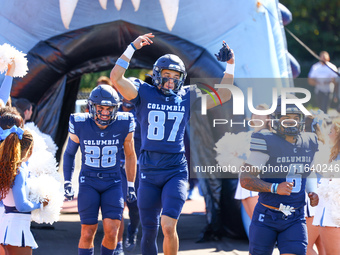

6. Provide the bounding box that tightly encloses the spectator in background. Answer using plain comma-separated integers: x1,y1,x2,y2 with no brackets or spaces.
308,51,338,113
13,98,33,123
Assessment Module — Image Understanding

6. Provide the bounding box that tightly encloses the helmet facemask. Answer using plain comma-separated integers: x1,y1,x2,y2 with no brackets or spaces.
151,54,187,96
88,85,121,126
158,73,185,95
89,102,120,126
272,110,305,138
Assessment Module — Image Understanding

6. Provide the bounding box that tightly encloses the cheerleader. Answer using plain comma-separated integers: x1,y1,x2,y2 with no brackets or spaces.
313,118,340,254
0,127,47,255
304,115,326,255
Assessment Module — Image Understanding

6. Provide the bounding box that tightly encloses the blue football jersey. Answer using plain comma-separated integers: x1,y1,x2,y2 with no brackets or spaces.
250,131,319,208
68,112,135,173
130,79,197,154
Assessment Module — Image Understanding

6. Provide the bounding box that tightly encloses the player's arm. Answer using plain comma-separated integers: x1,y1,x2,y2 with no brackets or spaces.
63,133,79,200
123,132,137,183
240,151,293,195
205,43,234,110
110,33,154,101
124,132,137,203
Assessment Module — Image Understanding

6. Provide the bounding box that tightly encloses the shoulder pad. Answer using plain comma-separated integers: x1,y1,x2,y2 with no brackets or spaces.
117,112,130,120
250,131,269,152
73,113,87,122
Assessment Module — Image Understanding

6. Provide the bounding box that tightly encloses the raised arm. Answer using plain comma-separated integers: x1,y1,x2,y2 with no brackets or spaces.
0,62,15,104
206,43,234,110
110,33,155,101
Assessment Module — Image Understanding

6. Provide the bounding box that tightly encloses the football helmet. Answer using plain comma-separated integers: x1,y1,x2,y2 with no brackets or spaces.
151,54,187,95
88,85,121,126
271,94,305,137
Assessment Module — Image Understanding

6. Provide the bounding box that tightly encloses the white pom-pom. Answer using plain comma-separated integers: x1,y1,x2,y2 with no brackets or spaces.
24,122,63,224
25,122,58,156
27,175,64,224
317,177,340,226
215,131,252,173
0,43,28,77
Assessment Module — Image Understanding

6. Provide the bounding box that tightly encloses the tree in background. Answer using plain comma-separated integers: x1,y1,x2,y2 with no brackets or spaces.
282,0,340,77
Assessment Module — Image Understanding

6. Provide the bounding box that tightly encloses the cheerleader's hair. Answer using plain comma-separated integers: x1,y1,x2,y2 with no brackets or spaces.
329,118,340,163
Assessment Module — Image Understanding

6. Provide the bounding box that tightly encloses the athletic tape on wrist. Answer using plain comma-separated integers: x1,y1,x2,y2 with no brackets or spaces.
224,63,235,74
123,44,135,60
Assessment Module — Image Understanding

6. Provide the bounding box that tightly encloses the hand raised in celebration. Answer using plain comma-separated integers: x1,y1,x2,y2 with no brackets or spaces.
215,41,234,65
131,33,155,50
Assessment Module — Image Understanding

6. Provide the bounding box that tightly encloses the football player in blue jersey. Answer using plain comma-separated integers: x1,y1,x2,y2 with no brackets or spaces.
110,33,235,255
114,84,142,255
62,85,137,255
240,96,319,255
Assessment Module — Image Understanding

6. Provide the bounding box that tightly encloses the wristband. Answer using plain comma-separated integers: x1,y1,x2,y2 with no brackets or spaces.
123,44,135,60
116,58,129,69
224,63,235,74
270,183,275,193
128,181,134,188
130,42,137,50
271,183,278,194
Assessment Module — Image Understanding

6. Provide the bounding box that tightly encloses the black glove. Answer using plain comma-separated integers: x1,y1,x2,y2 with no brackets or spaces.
215,41,232,62
127,186,137,203
64,181,74,201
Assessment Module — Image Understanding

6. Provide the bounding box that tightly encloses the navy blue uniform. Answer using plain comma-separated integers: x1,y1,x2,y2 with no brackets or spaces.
248,131,318,255
69,112,135,224
130,79,197,255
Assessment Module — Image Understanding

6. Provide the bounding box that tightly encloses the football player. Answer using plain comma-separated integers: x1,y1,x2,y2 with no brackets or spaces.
240,95,319,255
114,81,142,255
110,33,234,255
63,85,137,255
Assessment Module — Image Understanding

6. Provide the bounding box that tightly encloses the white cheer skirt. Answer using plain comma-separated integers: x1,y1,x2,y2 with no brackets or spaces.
0,213,38,249
234,179,258,200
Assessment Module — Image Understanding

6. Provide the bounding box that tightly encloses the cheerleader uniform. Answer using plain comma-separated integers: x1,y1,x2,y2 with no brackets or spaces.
0,165,41,248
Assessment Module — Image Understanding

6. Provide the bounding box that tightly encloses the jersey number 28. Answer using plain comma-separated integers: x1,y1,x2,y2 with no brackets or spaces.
85,145,118,168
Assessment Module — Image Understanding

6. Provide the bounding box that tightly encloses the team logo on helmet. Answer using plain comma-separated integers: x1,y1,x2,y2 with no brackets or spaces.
88,85,121,126
151,54,187,95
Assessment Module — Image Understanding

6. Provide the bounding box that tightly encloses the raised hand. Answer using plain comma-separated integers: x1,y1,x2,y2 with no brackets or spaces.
131,33,155,50
215,41,233,63
6,60,15,77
